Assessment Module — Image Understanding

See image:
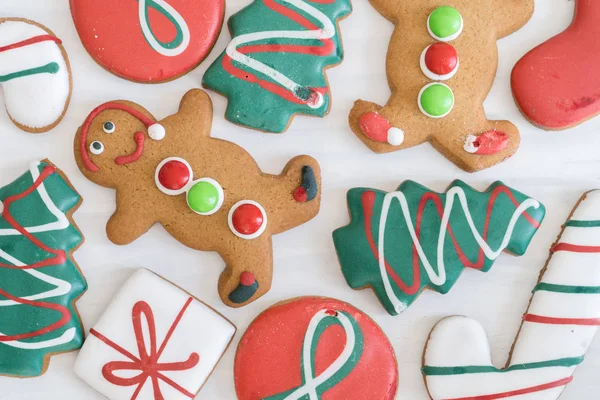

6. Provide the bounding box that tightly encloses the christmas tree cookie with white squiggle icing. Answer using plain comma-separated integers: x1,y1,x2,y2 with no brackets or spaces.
332,180,545,315
423,190,600,399
0,19,72,133
0,160,86,377
202,0,352,133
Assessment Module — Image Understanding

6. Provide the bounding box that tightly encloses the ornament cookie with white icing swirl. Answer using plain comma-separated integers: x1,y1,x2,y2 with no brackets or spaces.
0,18,72,133
423,190,600,399
348,1,535,172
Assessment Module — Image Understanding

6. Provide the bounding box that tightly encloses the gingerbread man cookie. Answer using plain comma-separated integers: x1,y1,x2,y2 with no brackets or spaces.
349,1,535,172
0,18,72,133
423,190,600,399
234,297,398,399
75,268,235,400
202,0,352,133
333,180,545,315
0,160,86,377
70,0,225,83
73,89,321,307
512,0,600,130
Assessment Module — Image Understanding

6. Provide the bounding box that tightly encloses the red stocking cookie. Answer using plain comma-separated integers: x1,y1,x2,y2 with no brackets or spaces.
348,1,535,172
512,0,600,130
234,297,398,400
73,89,321,307
70,0,225,83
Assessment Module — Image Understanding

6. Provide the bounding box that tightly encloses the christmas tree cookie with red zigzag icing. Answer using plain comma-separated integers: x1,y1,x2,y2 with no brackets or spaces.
0,18,72,133
423,190,600,400
333,180,545,316
0,160,86,377
202,0,352,133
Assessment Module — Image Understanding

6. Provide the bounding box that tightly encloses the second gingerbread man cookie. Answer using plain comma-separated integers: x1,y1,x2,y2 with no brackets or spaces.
349,1,534,172
73,89,321,308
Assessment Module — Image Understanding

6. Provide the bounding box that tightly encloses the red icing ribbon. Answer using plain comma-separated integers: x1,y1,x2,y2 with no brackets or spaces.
464,131,509,155
0,165,73,342
222,0,334,105
90,298,200,400
0,35,61,54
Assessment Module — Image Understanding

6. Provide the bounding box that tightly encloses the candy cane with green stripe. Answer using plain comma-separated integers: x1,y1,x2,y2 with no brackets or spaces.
423,190,600,399
0,19,71,132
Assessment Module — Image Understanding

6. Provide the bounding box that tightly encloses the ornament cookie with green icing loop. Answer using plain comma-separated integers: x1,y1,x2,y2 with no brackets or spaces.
423,190,600,399
349,1,535,173
0,18,72,133
0,160,87,377
74,89,322,308
333,180,545,316
70,0,225,83
202,0,352,133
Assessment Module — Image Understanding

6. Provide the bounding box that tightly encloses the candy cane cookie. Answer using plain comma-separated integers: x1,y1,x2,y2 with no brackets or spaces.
234,297,398,399
0,18,72,133
423,190,600,399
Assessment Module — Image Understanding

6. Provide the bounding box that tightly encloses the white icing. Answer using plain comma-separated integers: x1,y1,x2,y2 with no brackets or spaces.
423,190,600,400
225,0,335,108
0,21,70,129
74,268,236,400
138,0,190,57
419,45,459,81
427,11,464,42
387,127,404,146
228,200,268,240
282,310,355,400
464,134,479,154
377,187,540,314
417,83,454,119
0,162,75,350
148,123,166,141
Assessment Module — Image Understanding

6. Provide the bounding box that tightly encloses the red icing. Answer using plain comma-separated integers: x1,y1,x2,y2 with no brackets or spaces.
450,377,574,400
231,203,265,235
552,242,600,253
0,166,72,342
221,0,331,104
359,112,392,143
240,271,256,287
115,131,145,166
90,298,199,399
361,186,541,296
158,160,191,190
293,186,308,203
80,102,157,172
0,35,61,53
511,0,600,129
234,297,398,400
468,131,509,155
424,42,458,76
70,0,225,83
523,314,600,326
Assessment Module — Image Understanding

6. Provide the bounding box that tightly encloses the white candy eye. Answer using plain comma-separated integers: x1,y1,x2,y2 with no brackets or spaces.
103,121,115,134
90,141,104,155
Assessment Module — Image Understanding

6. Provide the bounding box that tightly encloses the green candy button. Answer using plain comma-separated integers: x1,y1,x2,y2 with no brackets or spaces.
187,179,223,215
428,6,462,41
419,83,454,118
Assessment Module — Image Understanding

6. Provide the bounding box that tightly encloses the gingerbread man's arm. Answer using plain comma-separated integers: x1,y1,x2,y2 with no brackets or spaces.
493,0,535,39
106,190,156,245
166,89,214,139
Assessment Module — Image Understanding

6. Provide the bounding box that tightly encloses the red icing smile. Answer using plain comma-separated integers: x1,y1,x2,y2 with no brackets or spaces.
115,131,145,166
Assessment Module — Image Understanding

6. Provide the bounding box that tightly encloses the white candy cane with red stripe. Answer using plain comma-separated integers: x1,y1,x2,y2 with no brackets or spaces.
423,190,600,400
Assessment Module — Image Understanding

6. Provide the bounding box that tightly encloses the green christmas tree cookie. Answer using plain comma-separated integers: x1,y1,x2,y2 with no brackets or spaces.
0,160,86,377
332,180,545,316
202,0,352,133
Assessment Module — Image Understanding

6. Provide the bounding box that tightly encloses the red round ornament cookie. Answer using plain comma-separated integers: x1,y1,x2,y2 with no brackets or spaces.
234,297,398,400
70,0,225,83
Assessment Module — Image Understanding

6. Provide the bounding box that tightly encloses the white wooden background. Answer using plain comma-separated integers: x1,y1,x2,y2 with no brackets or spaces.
1,0,598,398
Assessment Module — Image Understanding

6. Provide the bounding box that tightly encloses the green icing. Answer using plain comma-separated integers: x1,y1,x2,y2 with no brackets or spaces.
138,0,185,51
0,162,86,377
202,0,352,133
534,283,600,294
564,219,600,227
422,356,584,376
263,311,363,399
0,62,59,83
332,181,545,316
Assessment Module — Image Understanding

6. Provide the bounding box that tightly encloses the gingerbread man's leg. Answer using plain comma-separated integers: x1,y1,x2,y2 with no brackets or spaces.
218,237,273,307
432,109,520,173
106,191,157,245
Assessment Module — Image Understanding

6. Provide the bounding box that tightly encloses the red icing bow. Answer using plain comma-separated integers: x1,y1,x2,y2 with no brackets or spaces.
90,298,199,400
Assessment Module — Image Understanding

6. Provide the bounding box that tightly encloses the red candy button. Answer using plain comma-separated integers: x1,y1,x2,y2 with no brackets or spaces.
229,201,266,239
422,42,458,79
158,159,191,191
